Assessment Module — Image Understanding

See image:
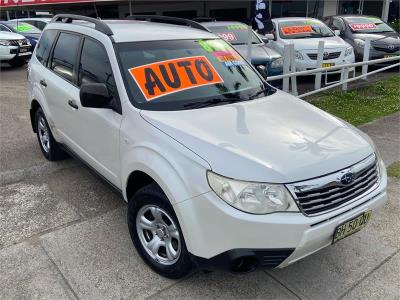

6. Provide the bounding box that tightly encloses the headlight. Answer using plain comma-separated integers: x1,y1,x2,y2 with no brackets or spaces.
207,171,299,214
295,51,304,60
354,39,366,48
0,39,12,46
345,46,353,56
271,57,283,68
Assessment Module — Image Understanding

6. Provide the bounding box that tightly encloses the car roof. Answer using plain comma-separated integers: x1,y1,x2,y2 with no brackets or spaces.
10,18,52,22
327,15,381,19
201,21,246,27
272,17,323,22
46,19,217,43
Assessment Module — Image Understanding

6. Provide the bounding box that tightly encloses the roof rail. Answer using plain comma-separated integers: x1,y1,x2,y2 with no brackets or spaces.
126,15,211,32
193,17,217,23
51,14,113,36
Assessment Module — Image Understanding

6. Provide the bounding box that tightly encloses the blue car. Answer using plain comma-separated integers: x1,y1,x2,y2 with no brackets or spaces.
0,21,41,50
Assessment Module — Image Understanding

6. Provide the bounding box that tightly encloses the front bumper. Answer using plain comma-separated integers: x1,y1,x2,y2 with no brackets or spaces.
295,53,355,74
174,166,387,271
354,46,400,63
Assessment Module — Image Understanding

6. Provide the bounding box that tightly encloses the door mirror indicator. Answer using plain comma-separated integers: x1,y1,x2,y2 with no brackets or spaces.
264,33,276,41
80,83,114,110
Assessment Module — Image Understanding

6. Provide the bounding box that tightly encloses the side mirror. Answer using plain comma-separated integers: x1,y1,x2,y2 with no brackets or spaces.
264,20,274,32
334,29,342,36
80,83,113,109
255,65,268,79
264,33,276,41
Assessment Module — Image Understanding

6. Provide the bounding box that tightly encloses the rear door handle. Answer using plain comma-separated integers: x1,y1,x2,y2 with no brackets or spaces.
40,79,47,87
68,99,79,110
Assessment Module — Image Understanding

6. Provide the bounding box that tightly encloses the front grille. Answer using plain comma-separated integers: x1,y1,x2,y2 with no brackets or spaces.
373,45,400,53
9,40,20,46
307,52,341,60
287,154,379,216
9,39,29,47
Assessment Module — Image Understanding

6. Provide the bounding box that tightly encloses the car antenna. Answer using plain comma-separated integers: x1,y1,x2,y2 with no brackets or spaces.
93,1,100,19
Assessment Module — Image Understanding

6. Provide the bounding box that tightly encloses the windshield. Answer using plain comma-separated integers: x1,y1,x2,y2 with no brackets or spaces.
344,17,395,33
116,39,274,111
8,22,41,34
206,24,261,45
278,20,334,39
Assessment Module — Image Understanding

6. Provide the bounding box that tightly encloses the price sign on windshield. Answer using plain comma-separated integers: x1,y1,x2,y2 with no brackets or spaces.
350,23,377,30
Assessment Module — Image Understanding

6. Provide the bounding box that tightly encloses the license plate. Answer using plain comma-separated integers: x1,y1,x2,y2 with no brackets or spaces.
333,210,372,244
19,48,28,53
322,63,335,68
384,54,397,58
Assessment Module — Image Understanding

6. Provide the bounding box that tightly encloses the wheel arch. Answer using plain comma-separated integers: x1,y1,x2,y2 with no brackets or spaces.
30,99,41,132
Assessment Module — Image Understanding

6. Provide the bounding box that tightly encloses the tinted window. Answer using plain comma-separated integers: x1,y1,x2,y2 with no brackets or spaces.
36,30,57,66
51,33,81,83
116,39,274,111
78,38,117,98
0,24,11,32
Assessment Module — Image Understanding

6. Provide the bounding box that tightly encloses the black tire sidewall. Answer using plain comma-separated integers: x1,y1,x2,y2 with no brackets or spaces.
127,184,193,279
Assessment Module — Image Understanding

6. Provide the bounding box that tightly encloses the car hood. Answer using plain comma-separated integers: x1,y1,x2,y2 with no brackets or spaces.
234,43,282,64
0,31,25,40
21,32,41,39
140,90,373,183
282,35,349,50
353,32,400,45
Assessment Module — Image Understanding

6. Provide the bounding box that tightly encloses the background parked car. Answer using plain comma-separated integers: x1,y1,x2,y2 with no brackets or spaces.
0,31,32,67
323,15,400,61
0,21,41,50
265,17,355,74
200,21,283,78
10,18,52,31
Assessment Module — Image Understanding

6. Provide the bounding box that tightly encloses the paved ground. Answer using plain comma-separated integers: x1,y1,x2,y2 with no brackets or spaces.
0,65,399,300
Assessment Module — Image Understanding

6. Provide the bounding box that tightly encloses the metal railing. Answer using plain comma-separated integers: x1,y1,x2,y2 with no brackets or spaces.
265,40,400,98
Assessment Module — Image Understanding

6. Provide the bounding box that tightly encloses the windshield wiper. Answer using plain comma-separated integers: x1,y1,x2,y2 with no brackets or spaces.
183,97,243,109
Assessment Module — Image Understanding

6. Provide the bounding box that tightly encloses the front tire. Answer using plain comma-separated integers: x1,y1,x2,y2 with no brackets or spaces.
127,183,193,279
8,57,26,67
35,108,67,161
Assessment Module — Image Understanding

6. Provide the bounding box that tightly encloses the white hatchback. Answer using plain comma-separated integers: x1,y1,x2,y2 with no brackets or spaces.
266,17,355,73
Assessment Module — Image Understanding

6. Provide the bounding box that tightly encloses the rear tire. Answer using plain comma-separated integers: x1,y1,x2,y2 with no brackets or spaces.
127,183,193,279
35,108,67,161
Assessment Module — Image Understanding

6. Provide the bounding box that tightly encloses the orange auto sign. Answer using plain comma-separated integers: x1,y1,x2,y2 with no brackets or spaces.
281,25,312,35
128,56,224,101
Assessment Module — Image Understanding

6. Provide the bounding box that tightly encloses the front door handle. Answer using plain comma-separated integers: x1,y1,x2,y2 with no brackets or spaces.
40,79,47,87
68,99,79,110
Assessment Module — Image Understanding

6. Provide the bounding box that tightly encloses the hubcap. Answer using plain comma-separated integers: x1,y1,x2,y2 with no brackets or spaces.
136,205,181,265
38,116,50,153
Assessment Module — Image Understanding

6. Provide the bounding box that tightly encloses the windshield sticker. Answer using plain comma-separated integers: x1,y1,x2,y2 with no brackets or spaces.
128,56,224,101
198,39,232,53
217,32,237,42
281,25,312,35
212,50,245,67
13,24,33,32
227,24,248,30
350,23,377,30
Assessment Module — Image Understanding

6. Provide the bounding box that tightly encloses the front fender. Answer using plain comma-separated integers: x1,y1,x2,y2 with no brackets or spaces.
120,125,211,205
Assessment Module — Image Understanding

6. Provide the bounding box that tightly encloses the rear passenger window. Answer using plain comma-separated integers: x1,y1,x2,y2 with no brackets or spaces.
51,32,81,83
36,30,57,66
78,38,118,98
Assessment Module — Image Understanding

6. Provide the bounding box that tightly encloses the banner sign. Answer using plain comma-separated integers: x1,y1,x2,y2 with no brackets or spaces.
0,0,102,7
128,56,224,101
350,23,377,31
252,0,271,34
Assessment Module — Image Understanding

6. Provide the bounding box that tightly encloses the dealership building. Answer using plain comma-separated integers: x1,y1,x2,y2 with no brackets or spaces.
1,0,399,23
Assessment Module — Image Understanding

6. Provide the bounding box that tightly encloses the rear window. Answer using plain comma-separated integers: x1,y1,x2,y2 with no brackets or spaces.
36,30,57,66
278,20,334,39
344,17,395,33
116,39,274,111
50,32,81,83
206,24,261,45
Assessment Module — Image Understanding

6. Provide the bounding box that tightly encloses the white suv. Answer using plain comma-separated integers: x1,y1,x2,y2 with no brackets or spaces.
28,14,387,279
